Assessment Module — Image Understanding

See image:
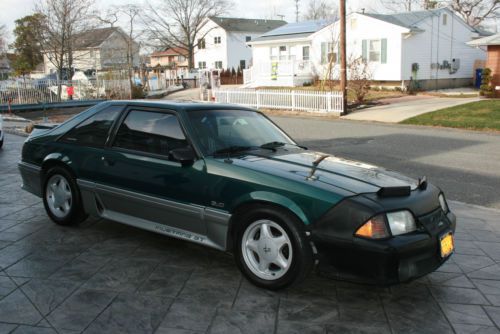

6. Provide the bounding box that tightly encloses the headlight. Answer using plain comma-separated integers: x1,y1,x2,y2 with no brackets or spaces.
387,210,416,236
355,214,389,239
439,194,449,213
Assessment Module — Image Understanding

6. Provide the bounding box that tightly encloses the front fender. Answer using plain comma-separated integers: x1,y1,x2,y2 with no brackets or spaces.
232,190,310,225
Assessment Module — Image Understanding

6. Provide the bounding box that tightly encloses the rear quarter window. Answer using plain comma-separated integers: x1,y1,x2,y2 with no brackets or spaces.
60,105,122,147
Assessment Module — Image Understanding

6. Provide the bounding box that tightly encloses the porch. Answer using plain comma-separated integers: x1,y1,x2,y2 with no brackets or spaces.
243,60,315,87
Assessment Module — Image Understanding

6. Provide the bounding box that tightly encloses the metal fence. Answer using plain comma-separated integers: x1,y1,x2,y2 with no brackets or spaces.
0,79,132,105
213,88,344,114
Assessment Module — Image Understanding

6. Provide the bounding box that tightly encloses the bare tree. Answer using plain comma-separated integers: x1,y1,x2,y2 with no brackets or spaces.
99,5,144,97
380,0,439,12
303,0,338,21
0,25,6,55
294,0,300,22
35,0,97,98
449,0,499,27
143,0,232,69
347,56,373,104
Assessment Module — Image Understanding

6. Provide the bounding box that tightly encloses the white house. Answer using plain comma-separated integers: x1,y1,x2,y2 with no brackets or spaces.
43,27,140,76
246,8,487,89
194,17,286,71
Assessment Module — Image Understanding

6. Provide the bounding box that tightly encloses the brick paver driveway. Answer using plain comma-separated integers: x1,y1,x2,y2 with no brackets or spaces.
1,133,500,334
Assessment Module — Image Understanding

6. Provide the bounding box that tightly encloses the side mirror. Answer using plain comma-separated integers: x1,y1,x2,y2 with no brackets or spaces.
169,147,196,166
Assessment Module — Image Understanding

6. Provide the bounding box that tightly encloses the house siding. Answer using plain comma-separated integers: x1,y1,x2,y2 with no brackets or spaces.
401,10,485,86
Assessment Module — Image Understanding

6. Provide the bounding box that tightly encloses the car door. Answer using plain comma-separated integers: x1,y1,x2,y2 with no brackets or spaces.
93,106,209,235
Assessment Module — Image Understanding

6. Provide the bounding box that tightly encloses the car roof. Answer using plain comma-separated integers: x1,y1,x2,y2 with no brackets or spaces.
105,100,258,113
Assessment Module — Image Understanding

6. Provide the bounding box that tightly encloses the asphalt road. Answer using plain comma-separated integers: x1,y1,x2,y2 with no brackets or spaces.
4,113,500,209
271,116,500,209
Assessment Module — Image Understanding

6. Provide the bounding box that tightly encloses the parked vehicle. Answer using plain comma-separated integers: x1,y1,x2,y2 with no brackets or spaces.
18,101,456,289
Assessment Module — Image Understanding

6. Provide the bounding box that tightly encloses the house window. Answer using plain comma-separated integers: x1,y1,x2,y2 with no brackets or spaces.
302,46,310,61
246,36,251,42
198,61,206,69
442,13,448,25
214,36,221,44
350,18,357,30
362,39,387,64
270,47,278,61
198,38,206,49
240,60,246,69
215,61,223,69
320,42,337,64
369,40,381,62
279,46,288,61
178,55,185,62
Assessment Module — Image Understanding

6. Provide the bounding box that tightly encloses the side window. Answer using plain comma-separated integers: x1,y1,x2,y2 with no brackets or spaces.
113,110,188,157
61,105,121,147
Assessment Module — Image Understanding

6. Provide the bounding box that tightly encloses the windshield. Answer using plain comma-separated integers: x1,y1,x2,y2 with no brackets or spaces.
185,109,296,156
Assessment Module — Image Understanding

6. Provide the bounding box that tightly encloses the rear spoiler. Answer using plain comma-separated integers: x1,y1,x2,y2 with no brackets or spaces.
28,123,60,137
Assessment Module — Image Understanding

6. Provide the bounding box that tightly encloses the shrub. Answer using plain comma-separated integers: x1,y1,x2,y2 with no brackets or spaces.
480,68,494,98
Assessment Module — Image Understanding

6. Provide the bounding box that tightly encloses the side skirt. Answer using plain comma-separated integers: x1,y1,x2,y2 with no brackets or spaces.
77,179,231,251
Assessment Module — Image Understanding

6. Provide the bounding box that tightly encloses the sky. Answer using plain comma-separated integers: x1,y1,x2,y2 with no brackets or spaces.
0,0,376,43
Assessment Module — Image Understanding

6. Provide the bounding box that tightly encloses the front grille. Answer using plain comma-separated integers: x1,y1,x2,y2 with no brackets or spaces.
418,208,449,236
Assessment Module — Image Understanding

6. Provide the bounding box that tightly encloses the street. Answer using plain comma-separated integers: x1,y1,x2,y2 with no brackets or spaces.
272,116,500,209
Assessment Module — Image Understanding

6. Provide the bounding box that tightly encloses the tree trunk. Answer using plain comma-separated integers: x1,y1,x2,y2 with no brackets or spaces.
188,45,195,70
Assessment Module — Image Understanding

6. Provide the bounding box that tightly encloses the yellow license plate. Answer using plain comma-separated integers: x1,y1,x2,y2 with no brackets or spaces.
440,233,454,258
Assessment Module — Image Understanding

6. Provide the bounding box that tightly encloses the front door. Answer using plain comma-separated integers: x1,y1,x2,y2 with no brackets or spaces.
94,107,208,235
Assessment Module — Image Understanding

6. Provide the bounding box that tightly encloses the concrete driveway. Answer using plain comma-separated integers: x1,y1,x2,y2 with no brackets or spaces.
343,95,479,123
1,133,500,333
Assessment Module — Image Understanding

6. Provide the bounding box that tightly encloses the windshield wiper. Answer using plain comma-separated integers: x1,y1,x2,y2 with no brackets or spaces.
260,141,286,150
212,145,257,156
260,141,307,150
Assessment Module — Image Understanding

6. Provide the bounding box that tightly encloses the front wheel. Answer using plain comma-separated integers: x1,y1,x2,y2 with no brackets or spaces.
42,166,87,226
234,206,313,290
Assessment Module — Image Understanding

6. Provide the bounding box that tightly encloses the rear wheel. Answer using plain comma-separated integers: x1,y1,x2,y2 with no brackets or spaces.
42,166,87,226
234,206,313,290
0,138,3,148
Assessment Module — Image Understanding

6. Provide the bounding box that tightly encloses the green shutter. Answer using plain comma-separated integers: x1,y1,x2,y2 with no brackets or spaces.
321,42,326,64
362,39,367,62
381,38,387,64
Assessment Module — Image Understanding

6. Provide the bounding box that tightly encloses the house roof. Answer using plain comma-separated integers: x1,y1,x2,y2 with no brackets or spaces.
361,8,486,34
250,20,331,43
73,27,120,49
151,47,188,57
467,33,500,46
209,17,287,33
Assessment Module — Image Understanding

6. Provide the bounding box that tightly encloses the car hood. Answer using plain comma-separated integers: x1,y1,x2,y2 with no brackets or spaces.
230,150,418,195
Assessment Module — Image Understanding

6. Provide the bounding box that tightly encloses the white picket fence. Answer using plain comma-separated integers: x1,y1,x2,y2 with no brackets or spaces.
213,89,344,114
0,79,132,105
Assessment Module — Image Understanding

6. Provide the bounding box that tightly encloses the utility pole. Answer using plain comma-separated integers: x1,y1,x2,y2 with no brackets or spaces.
339,0,347,114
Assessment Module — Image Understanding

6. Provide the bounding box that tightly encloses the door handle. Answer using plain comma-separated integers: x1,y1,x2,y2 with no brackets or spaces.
101,156,115,167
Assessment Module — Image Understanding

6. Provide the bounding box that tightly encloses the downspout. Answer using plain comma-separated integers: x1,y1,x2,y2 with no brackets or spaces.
436,12,440,91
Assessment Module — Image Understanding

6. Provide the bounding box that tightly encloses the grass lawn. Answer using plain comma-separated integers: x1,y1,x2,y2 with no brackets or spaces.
401,100,500,131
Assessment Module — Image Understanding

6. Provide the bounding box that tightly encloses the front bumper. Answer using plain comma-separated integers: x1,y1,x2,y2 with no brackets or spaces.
313,209,457,285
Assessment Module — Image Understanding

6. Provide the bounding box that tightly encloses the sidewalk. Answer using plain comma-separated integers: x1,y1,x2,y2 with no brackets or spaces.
343,95,479,123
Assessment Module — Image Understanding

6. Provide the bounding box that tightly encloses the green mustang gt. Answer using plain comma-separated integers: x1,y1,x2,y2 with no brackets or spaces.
18,100,456,289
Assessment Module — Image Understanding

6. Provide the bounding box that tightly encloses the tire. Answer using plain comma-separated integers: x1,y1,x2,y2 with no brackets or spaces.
234,205,314,290
0,138,3,149
42,166,87,226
